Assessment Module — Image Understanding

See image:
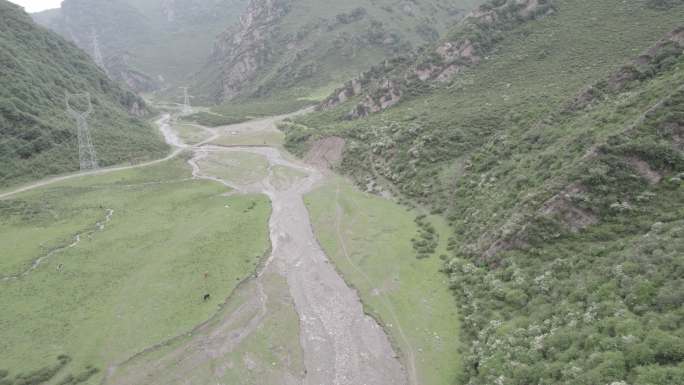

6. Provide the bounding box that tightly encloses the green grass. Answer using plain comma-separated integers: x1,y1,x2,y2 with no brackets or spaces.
215,269,305,384
0,157,271,384
211,95,315,122
180,111,247,127
196,151,270,186
171,122,210,145
106,264,304,385
305,177,463,385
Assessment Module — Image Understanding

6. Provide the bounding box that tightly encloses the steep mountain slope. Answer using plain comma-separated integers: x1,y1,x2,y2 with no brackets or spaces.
0,0,167,187
196,0,483,105
33,0,248,92
319,0,556,118
283,0,684,384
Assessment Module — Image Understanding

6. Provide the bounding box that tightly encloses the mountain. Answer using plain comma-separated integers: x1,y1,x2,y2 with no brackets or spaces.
33,0,249,92
0,0,167,187
196,0,483,105
283,0,684,384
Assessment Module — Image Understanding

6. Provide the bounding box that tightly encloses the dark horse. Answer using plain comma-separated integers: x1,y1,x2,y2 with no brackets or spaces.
203,293,211,302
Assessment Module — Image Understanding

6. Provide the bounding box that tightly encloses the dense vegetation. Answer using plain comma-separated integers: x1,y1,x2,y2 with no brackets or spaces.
445,58,684,384
0,0,167,187
284,0,684,383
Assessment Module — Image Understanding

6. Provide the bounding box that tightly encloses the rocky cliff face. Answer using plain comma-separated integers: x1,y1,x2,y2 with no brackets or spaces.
213,0,289,100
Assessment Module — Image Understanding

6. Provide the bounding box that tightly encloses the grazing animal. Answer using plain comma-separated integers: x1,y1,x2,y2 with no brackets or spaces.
203,294,211,302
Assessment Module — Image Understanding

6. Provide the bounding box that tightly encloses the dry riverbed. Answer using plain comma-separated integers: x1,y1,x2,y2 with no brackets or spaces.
106,111,407,385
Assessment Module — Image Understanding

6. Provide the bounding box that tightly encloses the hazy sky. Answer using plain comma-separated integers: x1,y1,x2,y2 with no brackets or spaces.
9,0,62,13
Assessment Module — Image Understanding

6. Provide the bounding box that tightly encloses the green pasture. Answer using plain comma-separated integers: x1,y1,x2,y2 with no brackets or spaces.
0,158,271,384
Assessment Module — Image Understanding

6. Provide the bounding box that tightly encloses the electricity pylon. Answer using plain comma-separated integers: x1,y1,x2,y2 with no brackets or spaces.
91,29,109,76
179,87,193,114
66,93,99,170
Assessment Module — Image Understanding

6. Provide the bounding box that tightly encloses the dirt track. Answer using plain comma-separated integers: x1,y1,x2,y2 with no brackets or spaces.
0,115,182,201
101,112,407,384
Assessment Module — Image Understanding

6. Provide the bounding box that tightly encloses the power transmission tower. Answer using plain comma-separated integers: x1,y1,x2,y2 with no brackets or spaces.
66,93,99,171
179,87,193,114
91,29,109,76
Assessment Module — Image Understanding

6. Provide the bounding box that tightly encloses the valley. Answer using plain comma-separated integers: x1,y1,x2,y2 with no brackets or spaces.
1,0,683,384
1,104,460,385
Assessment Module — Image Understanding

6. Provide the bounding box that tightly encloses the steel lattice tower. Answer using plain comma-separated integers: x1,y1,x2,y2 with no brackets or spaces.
91,29,109,76
66,93,99,170
180,87,192,114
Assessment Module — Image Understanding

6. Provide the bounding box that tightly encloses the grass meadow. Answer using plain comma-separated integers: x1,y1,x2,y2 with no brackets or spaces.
0,157,271,384
305,177,463,385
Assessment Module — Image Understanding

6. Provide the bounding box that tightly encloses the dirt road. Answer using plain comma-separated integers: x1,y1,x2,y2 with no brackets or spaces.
0,115,182,201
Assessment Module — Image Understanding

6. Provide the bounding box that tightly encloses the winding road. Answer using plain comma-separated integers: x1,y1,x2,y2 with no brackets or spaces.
0,116,183,201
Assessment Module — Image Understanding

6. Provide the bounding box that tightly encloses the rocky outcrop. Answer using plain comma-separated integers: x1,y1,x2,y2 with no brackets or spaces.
214,0,289,100
348,80,402,119
320,0,556,118
127,100,147,117
539,183,598,233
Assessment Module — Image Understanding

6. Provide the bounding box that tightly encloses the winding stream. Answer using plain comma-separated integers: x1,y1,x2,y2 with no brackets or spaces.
1,209,114,282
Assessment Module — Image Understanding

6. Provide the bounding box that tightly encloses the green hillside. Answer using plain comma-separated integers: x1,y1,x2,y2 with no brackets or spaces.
33,0,248,92
0,0,167,187
197,0,483,111
284,0,684,384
